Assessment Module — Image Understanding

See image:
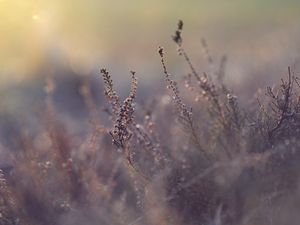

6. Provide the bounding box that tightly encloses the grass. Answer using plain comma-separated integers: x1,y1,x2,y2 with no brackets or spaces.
1,20,300,225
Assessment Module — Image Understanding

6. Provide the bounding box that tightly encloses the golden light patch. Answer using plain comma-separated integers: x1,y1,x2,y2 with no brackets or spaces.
32,14,39,20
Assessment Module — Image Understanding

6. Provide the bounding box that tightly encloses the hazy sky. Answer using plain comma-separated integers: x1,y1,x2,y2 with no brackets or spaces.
0,0,300,85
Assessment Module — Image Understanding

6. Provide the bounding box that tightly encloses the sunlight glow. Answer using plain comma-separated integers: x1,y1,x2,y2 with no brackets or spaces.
32,14,39,21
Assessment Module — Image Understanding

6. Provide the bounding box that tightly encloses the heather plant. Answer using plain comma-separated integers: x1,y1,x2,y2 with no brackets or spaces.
0,21,300,225
0,169,18,225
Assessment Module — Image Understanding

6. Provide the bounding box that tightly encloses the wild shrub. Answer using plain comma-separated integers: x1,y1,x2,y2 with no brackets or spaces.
0,20,300,225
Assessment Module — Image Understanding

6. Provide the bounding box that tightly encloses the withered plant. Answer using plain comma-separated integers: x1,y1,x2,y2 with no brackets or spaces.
0,21,300,225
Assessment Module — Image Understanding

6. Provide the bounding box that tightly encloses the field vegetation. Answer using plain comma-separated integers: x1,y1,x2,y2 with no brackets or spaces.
1,21,300,225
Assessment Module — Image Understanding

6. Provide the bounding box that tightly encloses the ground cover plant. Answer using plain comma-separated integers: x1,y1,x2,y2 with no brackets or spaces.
1,21,300,225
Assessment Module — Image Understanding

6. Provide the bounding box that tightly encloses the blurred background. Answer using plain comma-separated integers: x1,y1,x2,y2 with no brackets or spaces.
0,0,300,121
1,2,300,224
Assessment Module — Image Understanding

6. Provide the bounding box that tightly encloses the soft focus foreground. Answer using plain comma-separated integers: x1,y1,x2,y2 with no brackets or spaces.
1,2,300,225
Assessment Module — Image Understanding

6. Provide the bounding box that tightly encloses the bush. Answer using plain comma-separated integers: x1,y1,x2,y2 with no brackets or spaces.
1,20,300,225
